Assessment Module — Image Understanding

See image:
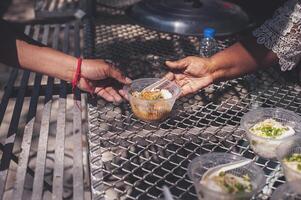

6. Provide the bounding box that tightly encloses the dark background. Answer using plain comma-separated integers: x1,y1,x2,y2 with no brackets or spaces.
228,0,286,24
0,0,287,21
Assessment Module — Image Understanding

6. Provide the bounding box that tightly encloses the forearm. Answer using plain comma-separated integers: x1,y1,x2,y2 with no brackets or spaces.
0,20,76,82
210,35,278,82
17,40,76,82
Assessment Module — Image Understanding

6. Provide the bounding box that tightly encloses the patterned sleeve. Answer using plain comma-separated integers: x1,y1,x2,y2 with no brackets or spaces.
253,0,301,71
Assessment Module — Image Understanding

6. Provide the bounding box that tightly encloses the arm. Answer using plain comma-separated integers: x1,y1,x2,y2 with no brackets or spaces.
165,0,301,96
164,35,278,96
210,35,278,82
0,20,131,102
17,39,77,82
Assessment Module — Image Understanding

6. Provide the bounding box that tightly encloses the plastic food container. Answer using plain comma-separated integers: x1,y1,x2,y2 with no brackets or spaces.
188,153,265,200
271,181,301,200
125,78,181,122
240,108,301,159
276,137,301,182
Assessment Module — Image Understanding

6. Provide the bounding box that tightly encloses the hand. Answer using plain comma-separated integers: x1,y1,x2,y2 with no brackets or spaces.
164,56,215,96
78,59,131,102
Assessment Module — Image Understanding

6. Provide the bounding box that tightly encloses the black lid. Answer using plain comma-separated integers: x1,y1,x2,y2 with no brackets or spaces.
126,0,250,36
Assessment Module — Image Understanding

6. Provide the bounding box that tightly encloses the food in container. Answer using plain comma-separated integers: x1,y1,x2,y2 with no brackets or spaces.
277,137,301,182
249,119,295,139
241,108,301,159
132,89,172,100
188,153,265,200
202,172,252,194
125,78,181,122
284,153,301,172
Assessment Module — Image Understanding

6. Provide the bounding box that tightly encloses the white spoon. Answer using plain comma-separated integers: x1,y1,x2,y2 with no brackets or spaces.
163,186,174,200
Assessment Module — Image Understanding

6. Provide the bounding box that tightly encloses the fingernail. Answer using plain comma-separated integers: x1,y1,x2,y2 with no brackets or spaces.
119,89,125,95
125,77,132,83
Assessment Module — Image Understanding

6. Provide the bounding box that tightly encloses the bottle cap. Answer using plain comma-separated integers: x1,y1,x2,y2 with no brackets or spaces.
203,28,216,38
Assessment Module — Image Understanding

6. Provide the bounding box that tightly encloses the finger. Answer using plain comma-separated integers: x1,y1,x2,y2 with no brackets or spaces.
165,58,189,69
177,78,190,87
174,74,186,81
81,78,95,94
118,89,129,101
181,83,198,96
105,87,122,103
95,87,114,102
180,79,209,96
107,65,132,84
163,72,175,81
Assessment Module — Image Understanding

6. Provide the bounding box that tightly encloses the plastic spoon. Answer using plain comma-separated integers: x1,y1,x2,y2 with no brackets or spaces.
142,78,169,91
163,186,174,200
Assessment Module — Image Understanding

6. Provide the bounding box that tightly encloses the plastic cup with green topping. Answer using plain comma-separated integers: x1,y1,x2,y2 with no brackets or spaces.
276,137,301,182
188,153,265,200
271,180,301,200
241,108,301,159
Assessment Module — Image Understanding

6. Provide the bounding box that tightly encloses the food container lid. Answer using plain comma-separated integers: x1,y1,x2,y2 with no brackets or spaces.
126,0,250,36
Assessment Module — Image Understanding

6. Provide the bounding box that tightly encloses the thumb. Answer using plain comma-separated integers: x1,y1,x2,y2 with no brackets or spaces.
107,67,132,85
165,58,189,69
78,78,95,94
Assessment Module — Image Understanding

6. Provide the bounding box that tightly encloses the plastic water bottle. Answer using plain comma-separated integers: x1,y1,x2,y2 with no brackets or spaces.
199,28,218,57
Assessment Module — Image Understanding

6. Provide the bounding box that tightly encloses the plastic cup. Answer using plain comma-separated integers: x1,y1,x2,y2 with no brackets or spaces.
276,137,301,182
188,153,266,200
240,108,301,159
125,78,181,122
271,181,301,200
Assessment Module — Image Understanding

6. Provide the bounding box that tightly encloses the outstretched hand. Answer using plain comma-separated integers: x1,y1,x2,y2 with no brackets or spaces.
164,56,215,96
78,59,131,102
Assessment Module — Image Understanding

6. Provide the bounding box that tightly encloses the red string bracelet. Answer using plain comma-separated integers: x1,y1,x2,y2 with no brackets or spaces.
72,58,82,110
72,58,82,93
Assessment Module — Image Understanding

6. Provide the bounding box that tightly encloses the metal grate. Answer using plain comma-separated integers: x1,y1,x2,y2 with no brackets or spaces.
34,0,88,19
85,5,301,200
0,21,90,200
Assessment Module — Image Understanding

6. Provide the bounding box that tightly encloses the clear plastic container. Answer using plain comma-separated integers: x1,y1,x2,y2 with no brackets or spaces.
188,153,265,200
240,108,301,159
271,181,301,200
125,78,181,122
276,137,301,182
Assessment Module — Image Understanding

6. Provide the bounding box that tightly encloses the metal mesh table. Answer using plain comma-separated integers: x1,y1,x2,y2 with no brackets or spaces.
85,5,301,200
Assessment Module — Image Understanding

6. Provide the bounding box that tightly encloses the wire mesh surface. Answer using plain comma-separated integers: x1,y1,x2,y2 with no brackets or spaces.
86,4,301,200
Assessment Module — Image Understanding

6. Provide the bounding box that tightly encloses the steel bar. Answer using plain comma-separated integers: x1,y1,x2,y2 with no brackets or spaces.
72,21,84,200
13,23,52,200
52,24,68,200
